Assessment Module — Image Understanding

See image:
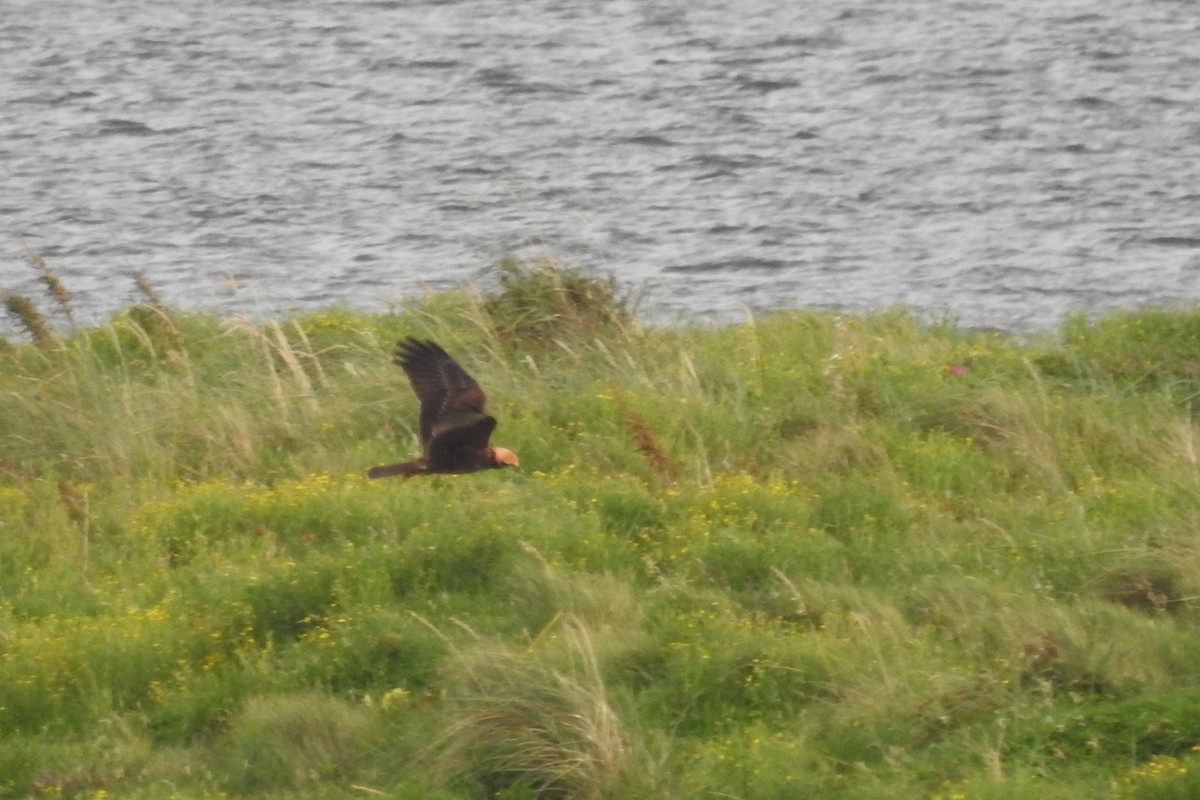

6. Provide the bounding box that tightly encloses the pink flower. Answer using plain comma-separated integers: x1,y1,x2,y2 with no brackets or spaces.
949,364,967,377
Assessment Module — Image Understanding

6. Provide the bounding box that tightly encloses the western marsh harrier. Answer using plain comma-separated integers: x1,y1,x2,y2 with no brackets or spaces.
367,338,519,479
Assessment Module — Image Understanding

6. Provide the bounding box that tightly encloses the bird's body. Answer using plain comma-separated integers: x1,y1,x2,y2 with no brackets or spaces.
367,338,518,479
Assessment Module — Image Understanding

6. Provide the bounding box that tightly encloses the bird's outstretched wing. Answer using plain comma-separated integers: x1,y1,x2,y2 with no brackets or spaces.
394,338,492,456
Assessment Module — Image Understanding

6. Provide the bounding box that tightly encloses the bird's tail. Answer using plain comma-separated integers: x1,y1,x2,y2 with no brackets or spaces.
366,461,425,479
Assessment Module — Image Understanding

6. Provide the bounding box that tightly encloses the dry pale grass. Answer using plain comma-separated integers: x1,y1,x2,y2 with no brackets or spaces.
424,613,633,800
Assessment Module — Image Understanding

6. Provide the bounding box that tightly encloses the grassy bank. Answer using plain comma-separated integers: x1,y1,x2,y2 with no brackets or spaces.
4,262,1200,799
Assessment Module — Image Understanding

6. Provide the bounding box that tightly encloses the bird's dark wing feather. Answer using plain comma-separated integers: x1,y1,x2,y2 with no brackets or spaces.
394,338,490,453
426,412,498,471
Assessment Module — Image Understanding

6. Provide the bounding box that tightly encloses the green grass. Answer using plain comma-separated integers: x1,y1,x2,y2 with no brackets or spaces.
5,260,1200,798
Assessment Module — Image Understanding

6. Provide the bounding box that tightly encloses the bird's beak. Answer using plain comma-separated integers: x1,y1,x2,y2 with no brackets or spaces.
493,447,519,467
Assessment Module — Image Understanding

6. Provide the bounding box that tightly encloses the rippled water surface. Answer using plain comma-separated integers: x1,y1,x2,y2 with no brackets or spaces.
3,0,1199,331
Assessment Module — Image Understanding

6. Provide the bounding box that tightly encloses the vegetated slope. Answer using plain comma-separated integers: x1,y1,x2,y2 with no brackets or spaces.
4,265,1200,799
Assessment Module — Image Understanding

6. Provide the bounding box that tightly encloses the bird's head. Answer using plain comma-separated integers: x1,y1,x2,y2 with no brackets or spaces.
491,447,519,468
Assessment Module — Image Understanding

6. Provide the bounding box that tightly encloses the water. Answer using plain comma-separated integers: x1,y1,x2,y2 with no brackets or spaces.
3,0,1199,333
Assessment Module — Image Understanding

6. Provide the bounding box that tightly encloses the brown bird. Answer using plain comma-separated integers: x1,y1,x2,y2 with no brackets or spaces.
367,338,519,479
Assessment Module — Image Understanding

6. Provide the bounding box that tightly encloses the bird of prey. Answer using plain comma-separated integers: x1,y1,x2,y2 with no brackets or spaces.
367,338,519,479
